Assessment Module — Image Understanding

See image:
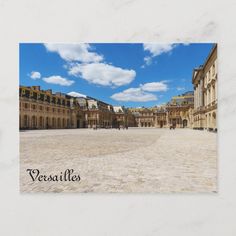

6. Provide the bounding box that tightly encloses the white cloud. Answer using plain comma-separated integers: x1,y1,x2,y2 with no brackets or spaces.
141,57,152,68
142,43,190,67
111,88,157,102
44,44,137,88
42,76,74,86
142,43,176,67
143,43,176,57
140,81,168,92
30,71,41,80
67,91,86,98
177,86,185,91
44,43,103,63
111,81,169,102
68,62,136,87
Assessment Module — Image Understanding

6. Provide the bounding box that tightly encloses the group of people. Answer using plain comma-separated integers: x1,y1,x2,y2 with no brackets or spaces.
169,124,176,130
117,125,129,130
92,124,129,130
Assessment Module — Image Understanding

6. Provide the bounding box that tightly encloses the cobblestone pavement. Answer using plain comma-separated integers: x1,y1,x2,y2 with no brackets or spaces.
20,128,217,193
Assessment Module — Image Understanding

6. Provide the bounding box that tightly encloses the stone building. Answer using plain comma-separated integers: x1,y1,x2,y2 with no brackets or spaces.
155,106,167,128
19,86,116,130
20,86,195,130
192,44,217,131
73,97,87,128
170,91,194,106
129,91,194,129
19,86,76,129
163,91,194,128
113,106,136,128
129,108,156,127
164,104,194,128
85,98,114,128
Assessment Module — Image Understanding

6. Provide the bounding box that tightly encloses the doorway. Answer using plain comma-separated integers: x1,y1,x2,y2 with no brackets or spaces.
183,119,188,128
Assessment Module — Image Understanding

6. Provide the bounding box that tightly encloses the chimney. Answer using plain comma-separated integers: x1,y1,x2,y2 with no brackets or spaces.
32,86,40,91
46,89,52,95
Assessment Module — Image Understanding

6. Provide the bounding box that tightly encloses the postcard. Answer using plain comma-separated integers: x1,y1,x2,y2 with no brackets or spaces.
19,43,217,192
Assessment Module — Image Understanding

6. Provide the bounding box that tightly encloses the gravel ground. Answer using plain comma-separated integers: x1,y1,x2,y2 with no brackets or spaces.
20,128,217,193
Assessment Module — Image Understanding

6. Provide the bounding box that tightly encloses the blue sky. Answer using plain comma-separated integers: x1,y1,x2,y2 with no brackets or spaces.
20,43,214,107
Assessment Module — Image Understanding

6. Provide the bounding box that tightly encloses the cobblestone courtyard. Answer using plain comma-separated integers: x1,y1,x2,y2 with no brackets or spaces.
20,128,217,193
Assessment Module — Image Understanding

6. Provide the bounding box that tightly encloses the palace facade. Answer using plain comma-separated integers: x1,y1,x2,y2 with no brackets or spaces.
85,99,114,128
20,86,76,129
113,106,136,128
19,86,195,130
19,86,136,130
129,91,194,128
129,108,155,127
192,44,217,131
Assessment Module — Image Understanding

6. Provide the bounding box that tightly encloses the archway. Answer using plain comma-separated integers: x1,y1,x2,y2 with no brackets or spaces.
183,119,188,128
62,118,65,128
160,121,163,128
57,118,61,128
212,112,216,129
52,118,56,128
77,119,80,128
39,116,43,129
46,117,50,129
23,115,28,128
32,116,36,129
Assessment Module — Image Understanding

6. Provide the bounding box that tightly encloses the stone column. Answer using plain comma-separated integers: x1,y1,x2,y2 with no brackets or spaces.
197,84,199,108
196,86,198,108
195,87,197,108
215,79,217,101
209,86,212,105
209,88,211,105
204,90,206,107
200,80,203,107
198,83,200,107
206,89,208,106
199,82,201,107
213,84,215,102
211,86,213,103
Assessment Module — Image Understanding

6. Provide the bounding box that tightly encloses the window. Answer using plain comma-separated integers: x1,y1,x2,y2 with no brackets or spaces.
212,63,215,76
46,96,50,103
24,103,28,109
